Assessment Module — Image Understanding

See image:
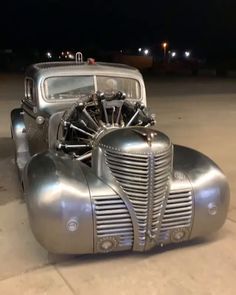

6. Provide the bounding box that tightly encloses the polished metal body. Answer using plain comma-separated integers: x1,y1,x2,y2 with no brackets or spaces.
11,61,229,254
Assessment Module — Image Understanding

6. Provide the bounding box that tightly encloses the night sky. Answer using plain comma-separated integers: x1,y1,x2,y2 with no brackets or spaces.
0,0,236,58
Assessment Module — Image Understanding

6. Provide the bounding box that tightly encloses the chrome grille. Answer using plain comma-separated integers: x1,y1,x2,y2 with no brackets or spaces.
150,151,172,236
94,195,133,250
159,190,193,242
105,148,172,247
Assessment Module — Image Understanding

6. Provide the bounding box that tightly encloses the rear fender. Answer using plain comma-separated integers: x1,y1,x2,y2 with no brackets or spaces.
11,108,30,178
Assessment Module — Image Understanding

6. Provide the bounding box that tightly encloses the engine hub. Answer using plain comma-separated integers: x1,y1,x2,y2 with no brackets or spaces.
57,92,156,162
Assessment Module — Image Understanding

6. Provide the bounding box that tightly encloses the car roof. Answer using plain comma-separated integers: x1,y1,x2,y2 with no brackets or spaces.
26,61,142,81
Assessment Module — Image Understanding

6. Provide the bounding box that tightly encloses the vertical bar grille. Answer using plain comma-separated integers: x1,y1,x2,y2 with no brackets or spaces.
94,195,133,250
159,190,193,242
150,151,172,236
105,148,172,247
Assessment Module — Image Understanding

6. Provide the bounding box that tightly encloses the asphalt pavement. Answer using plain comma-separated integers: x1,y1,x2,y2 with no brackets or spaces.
0,73,236,294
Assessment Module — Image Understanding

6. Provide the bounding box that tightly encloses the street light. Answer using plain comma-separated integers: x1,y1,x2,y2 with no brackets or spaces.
46,52,52,59
144,49,149,55
185,51,191,58
162,42,168,59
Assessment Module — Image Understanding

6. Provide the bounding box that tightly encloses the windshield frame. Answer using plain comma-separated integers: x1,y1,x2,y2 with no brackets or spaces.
41,74,142,103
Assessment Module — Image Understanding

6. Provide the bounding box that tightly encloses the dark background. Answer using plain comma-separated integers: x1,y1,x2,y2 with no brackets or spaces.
0,0,236,69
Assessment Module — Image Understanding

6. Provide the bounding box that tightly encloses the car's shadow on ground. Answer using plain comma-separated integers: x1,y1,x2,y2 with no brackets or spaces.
48,230,228,266
0,137,14,159
0,137,24,205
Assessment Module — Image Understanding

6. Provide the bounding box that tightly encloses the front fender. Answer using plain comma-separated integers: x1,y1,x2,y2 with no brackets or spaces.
173,145,230,238
23,152,94,254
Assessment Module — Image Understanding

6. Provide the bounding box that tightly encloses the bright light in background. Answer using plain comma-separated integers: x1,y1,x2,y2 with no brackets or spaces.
162,42,168,49
185,51,191,58
171,51,176,57
68,54,74,59
144,49,149,55
162,42,168,58
46,52,52,59
138,48,142,52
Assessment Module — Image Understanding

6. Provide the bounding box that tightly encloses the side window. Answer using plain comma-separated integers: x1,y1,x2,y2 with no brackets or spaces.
25,78,35,104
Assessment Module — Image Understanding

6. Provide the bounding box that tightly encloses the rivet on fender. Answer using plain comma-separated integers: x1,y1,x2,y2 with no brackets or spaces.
36,116,45,125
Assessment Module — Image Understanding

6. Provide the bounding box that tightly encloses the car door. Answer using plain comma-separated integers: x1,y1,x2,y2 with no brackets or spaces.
22,78,48,155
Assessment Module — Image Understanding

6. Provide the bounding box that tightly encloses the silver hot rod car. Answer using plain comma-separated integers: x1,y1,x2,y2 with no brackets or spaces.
11,57,229,254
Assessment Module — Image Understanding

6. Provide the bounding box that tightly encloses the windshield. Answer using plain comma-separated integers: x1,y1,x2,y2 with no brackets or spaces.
96,76,140,99
44,75,141,100
44,76,94,100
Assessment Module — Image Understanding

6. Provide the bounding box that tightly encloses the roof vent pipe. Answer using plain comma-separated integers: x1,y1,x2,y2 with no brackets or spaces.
75,52,83,63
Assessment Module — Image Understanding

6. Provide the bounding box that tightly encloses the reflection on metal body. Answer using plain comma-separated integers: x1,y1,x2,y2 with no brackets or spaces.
11,61,230,254
11,109,30,178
